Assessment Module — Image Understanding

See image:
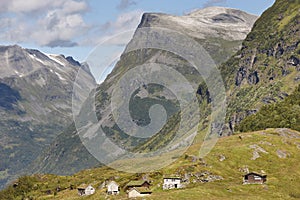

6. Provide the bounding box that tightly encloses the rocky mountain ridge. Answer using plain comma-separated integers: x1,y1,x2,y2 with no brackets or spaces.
0,45,95,188
139,7,257,41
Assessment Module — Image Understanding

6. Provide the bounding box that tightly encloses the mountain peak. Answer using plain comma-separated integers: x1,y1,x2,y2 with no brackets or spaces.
138,12,167,28
137,7,258,41
0,45,89,80
187,7,257,25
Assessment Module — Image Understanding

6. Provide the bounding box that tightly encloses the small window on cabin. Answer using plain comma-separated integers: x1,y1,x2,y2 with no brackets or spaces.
254,176,262,180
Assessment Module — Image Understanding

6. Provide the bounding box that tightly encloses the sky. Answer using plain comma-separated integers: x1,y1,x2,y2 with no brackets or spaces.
0,0,276,62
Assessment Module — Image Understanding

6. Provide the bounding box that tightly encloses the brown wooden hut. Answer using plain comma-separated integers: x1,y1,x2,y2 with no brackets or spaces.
124,180,150,191
243,172,267,184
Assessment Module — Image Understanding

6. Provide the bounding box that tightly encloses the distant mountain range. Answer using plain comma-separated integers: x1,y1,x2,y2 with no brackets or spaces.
0,45,95,188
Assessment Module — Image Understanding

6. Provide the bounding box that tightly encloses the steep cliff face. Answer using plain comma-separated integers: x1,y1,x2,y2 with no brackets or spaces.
220,0,300,134
30,7,257,176
0,45,94,188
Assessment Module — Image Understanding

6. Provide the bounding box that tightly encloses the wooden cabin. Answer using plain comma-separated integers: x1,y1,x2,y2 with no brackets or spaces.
77,184,95,196
107,181,119,195
125,180,150,191
243,172,267,184
163,177,182,190
128,187,152,198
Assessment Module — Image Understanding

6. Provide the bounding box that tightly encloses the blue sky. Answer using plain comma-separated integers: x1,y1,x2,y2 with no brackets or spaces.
0,0,275,62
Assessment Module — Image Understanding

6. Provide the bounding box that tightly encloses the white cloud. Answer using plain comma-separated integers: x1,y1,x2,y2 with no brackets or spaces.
0,0,64,13
0,0,89,47
0,18,16,30
83,10,143,46
203,0,227,8
114,10,142,31
0,1,143,48
116,0,137,10
8,0,54,13
60,0,88,14
31,3,89,47
1,18,29,43
0,1,11,12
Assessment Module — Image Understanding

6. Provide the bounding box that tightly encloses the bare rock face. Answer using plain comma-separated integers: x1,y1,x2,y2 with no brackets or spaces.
276,150,290,159
248,71,260,85
138,7,258,41
288,55,300,66
192,171,223,183
249,144,268,160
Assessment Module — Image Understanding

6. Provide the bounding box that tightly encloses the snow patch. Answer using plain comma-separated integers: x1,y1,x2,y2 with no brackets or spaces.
46,54,66,66
14,70,24,77
55,72,66,81
29,53,46,65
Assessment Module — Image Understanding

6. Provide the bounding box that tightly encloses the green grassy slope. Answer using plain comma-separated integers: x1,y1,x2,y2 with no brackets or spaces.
1,128,299,200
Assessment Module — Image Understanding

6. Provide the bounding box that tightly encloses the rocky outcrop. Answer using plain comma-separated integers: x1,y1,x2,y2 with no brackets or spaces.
248,71,260,85
288,55,300,66
218,155,226,162
249,144,268,160
276,150,290,158
191,171,223,183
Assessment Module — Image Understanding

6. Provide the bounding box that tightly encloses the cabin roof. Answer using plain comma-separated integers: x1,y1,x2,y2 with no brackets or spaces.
77,184,89,189
107,181,119,186
244,172,267,177
129,187,152,194
126,180,150,187
164,176,181,179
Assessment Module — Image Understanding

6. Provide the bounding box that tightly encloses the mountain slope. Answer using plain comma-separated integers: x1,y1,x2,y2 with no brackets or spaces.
237,84,300,132
0,45,95,188
1,128,300,199
112,0,300,153
30,7,257,176
219,0,300,134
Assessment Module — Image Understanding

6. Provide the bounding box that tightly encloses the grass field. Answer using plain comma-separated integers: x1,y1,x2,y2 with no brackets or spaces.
2,128,299,200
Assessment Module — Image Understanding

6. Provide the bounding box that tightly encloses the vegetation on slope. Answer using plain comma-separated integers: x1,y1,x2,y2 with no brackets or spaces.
28,124,100,176
1,128,299,199
237,84,300,132
219,0,300,134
